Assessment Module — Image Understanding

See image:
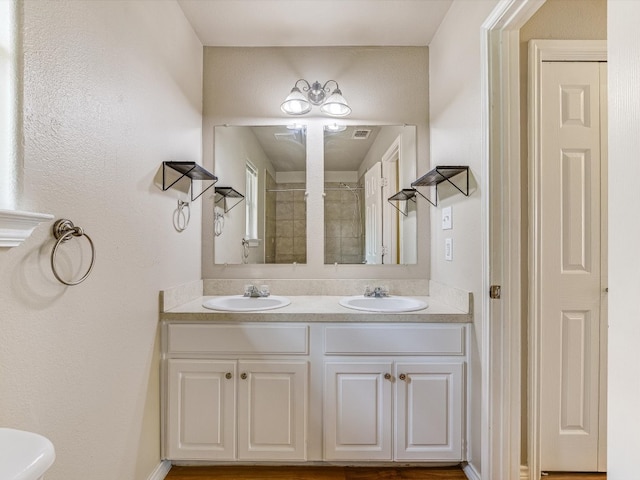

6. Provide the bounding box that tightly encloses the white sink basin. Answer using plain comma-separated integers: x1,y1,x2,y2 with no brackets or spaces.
203,295,291,312
0,428,55,480
339,295,428,313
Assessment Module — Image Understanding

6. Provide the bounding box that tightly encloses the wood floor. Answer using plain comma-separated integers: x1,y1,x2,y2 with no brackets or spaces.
165,466,467,479
543,475,606,480
165,466,607,480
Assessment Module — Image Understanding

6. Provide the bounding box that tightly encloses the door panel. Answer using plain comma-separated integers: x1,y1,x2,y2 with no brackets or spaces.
365,162,383,264
166,359,236,460
237,361,307,461
324,361,392,460
394,362,463,461
539,61,605,472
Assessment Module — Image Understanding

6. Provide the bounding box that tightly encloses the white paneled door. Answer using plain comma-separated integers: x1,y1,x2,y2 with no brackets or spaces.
539,61,607,472
365,162,383,264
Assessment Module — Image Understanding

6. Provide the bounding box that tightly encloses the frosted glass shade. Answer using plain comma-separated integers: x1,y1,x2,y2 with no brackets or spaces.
320,90,352,117
281,87,312,115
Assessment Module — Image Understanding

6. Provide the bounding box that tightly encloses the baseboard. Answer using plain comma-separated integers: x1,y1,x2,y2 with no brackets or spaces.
462,462,481,480
520,465,530,480
147,460,171,480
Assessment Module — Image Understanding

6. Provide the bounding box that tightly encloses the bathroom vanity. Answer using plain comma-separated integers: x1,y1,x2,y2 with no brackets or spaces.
160,286,471,465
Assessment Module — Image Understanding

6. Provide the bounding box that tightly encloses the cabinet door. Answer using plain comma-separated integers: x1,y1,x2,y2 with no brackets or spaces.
394,362,464,461
237,360,308,461
166,359,236,460
324,361,393,460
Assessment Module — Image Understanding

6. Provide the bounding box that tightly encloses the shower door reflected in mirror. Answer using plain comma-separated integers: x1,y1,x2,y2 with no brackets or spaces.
324,125,417,265
214,125,306,265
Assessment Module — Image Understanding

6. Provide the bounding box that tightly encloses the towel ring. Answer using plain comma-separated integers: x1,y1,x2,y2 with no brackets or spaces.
50,219,96,286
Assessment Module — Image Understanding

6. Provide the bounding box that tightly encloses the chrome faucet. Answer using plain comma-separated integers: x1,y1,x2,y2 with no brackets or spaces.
243,284,270,298
364,286,389,298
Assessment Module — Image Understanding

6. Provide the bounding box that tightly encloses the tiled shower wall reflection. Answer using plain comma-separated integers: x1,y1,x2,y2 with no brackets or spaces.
324,182,365,264
265,176,307,264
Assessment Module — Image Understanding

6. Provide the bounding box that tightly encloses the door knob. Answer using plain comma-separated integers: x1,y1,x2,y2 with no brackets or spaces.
399,373,407,381
225,372,232,380
384,373,391,380
240,372,247,380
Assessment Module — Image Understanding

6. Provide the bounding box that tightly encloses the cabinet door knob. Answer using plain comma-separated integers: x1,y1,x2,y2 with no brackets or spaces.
384,373,391,380
240,372,247,380
399,373,407,381
225,372,232,380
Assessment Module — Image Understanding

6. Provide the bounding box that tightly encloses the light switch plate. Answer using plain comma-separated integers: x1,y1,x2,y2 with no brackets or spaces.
442,206,452,230
445,238,453,261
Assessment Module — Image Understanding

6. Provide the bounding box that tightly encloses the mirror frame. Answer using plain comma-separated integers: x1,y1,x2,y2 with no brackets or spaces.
204,120,429,280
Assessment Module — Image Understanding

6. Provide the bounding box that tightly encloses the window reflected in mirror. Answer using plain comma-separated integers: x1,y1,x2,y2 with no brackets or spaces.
214,125,306,265
324,125,417,265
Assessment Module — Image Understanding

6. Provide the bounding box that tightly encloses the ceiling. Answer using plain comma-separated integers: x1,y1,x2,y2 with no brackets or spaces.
178,0,453,47
249,126,380,173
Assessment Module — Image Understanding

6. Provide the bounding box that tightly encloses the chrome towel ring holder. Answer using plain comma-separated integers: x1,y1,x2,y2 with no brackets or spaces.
50,219,96,286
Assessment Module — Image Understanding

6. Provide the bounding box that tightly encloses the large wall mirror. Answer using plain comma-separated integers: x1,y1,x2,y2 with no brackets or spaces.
214,125,306,265
324,125,417,265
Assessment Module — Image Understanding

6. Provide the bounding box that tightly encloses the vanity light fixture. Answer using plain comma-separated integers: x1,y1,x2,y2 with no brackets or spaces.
281,79,352,117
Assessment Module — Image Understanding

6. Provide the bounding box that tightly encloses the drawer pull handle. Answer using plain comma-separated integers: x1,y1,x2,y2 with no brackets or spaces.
241,373,248,380
384,373,391,380
225,372,232,380
399,373,407,381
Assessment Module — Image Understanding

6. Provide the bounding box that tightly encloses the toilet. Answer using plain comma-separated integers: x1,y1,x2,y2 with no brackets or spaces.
0,428,55,480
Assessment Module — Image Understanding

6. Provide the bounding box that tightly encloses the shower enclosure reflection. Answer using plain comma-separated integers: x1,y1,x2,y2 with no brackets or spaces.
324,125,417,264
213,125,306,265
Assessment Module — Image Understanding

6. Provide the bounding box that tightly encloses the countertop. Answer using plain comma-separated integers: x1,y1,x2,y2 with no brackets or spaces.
161,295,471,323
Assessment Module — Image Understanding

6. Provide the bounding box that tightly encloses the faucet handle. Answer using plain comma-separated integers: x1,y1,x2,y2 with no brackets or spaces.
364,285,372,297
260,285,270,297
243,284,254,296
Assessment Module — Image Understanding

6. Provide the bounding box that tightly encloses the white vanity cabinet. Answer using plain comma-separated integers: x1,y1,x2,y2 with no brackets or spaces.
162,320,467,465
323,324,465,462
163,323,309,462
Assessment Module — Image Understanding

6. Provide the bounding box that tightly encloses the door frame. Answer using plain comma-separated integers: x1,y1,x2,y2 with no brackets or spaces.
527,39,607,480
480,2,545,479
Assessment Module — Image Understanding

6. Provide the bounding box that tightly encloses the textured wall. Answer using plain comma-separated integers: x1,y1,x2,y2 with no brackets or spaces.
428,0,501,474
0,1,202,479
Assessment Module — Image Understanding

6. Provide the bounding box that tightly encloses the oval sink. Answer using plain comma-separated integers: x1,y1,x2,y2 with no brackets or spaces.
339,295,428,313
0,428,55,480
203,295,291,312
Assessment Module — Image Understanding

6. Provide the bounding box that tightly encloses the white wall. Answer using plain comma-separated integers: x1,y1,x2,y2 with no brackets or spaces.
607,1,640,477
428,0,501,474
202,46,430,280
0,2,203,479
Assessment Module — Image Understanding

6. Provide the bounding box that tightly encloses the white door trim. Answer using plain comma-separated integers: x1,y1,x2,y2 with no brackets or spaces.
527,39,607,480
481,1,545,479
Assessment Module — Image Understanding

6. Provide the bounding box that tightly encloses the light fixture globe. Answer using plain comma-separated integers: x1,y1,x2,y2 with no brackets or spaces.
280,86,312,115
319,88,352,117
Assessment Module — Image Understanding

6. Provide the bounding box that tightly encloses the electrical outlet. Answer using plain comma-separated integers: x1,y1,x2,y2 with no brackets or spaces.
442,206,452,230
445,238,453,261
